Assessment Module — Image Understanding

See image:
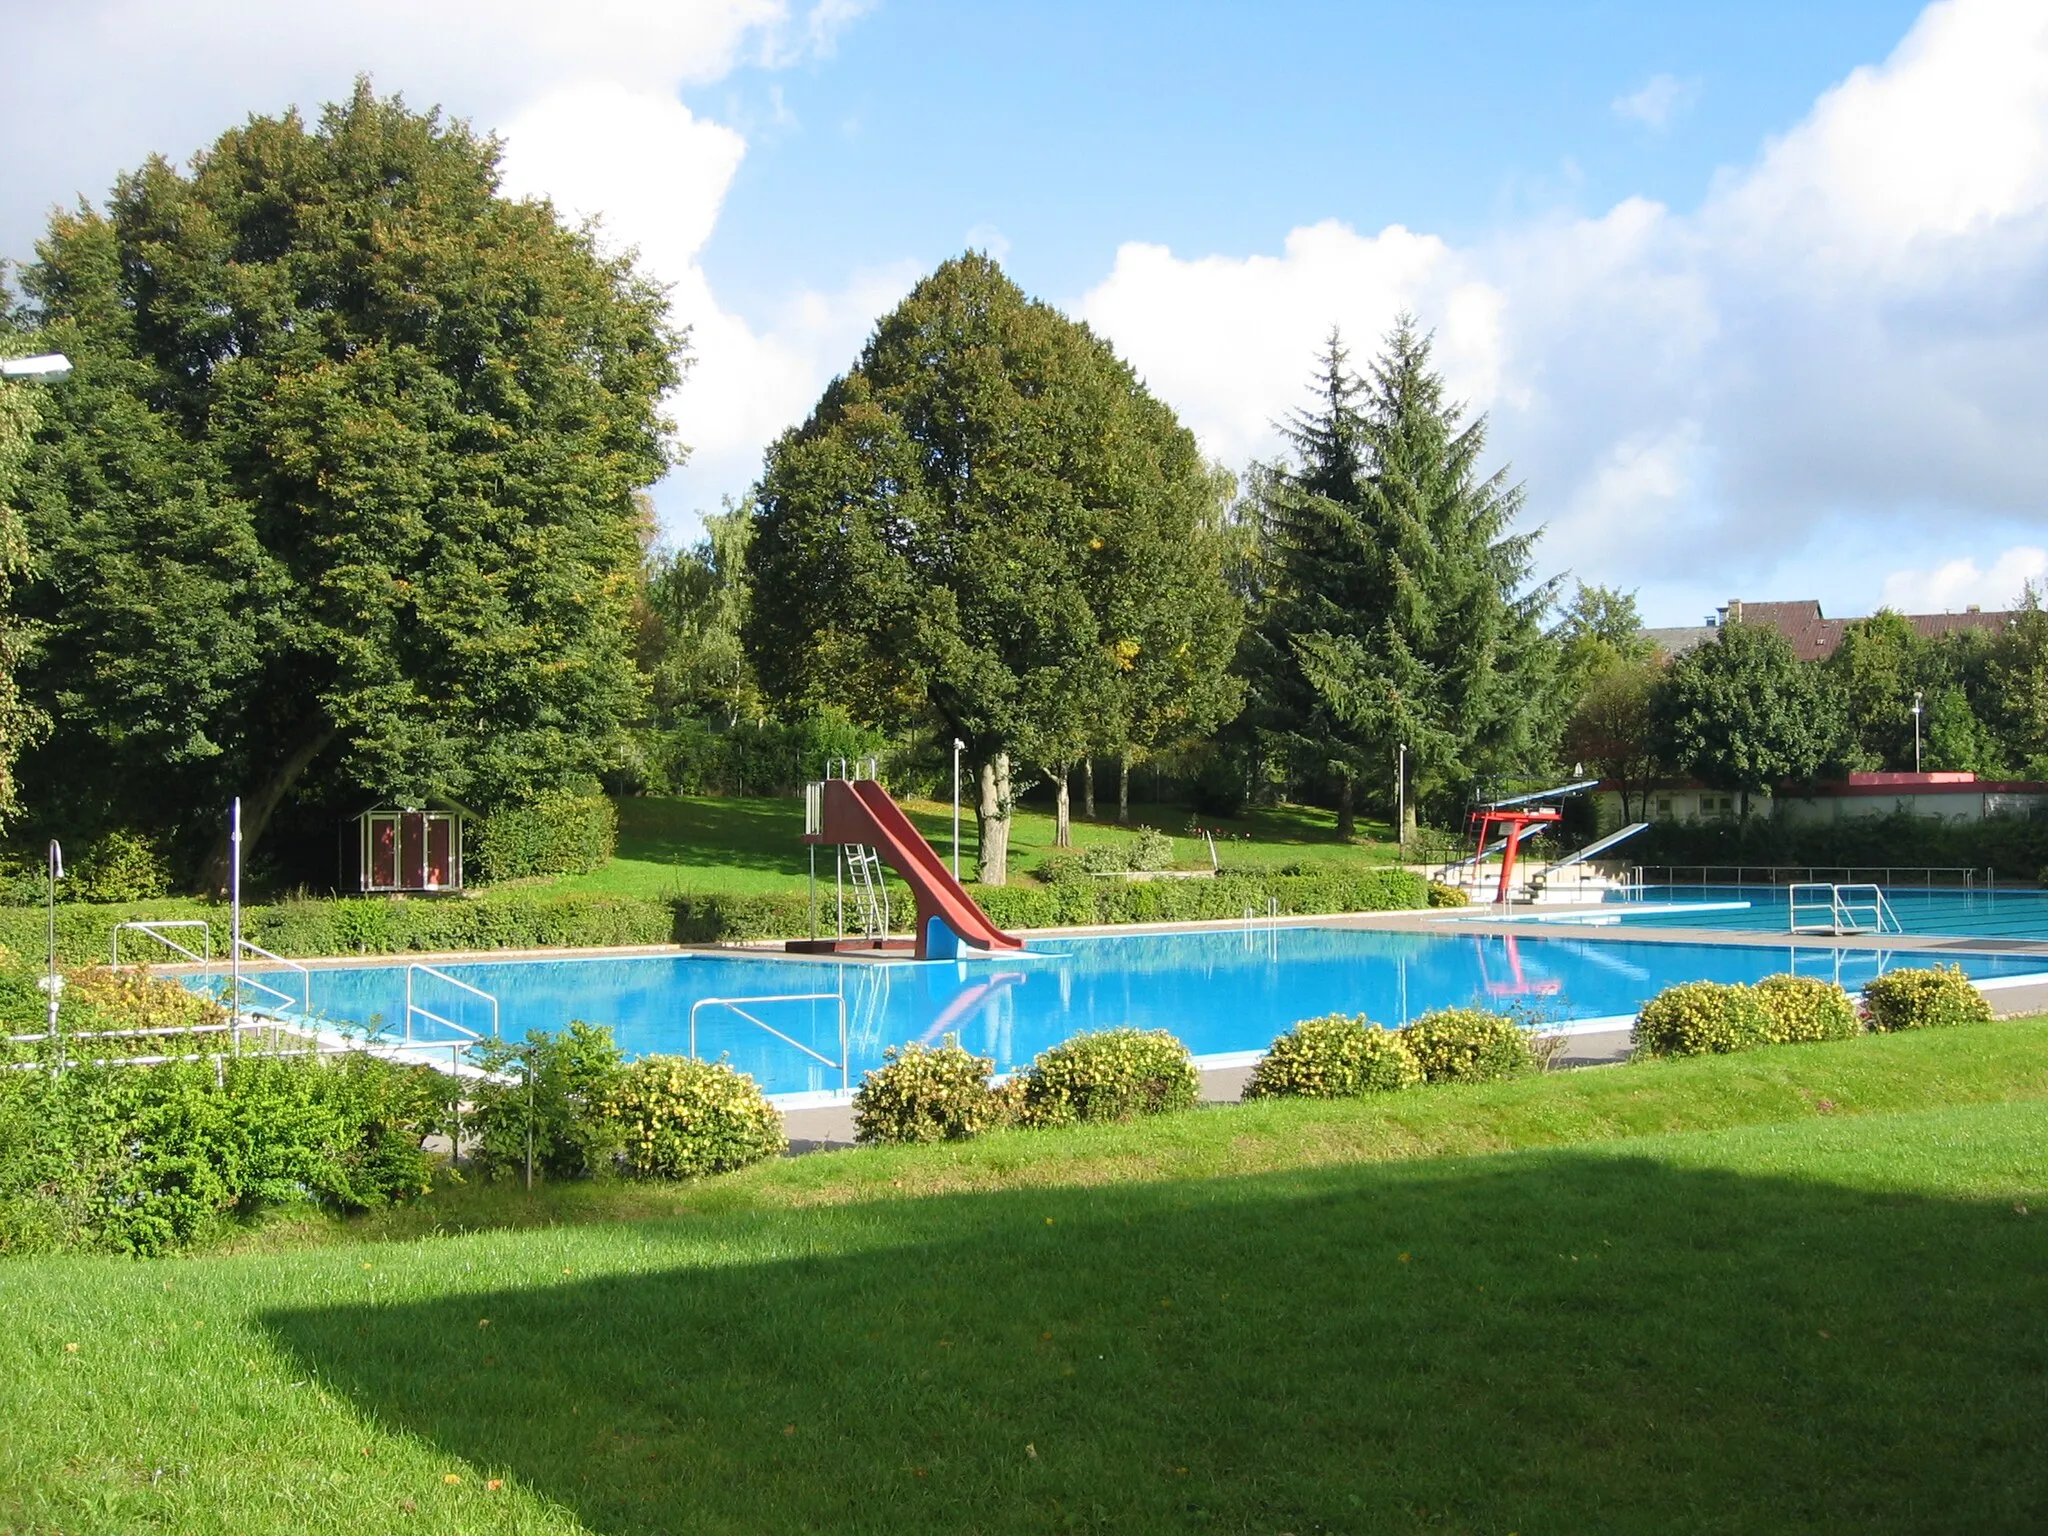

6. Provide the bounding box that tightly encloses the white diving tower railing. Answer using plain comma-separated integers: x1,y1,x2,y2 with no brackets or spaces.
1789,883,1901,936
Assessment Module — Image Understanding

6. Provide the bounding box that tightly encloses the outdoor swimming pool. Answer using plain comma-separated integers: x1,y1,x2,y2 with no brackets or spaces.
1546,884,2048,941
214,925,2048,1097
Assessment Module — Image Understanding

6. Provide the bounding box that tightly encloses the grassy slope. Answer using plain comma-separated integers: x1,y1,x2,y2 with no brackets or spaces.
551,794,1407,902
5,1023,2048,1534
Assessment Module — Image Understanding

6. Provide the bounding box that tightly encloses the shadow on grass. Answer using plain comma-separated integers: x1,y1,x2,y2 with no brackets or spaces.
264,1148,2047,1534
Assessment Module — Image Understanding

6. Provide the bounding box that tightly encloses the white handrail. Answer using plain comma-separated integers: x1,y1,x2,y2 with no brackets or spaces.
405,964,499,1042
111,919,211,967
234,938,310,1014
689,991,848,1090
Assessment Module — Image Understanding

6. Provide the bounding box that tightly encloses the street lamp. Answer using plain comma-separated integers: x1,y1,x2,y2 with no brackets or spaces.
1912,690,1924,774
951,738,966,879
0,353,72,382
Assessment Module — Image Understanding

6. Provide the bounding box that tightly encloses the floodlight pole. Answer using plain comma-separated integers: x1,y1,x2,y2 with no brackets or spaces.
1912,691,1923,774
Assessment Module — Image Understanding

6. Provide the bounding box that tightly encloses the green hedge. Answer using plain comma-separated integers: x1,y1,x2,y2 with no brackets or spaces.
974,868,1426,930
471,789,619,881
0,864,1425,965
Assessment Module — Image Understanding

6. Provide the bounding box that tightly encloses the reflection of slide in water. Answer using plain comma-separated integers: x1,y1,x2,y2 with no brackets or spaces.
1476,935,1563,997
920,971,1027,1044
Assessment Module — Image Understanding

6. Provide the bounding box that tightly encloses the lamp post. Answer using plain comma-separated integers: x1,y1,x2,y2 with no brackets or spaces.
1912,691,1924,774
951,738,966,879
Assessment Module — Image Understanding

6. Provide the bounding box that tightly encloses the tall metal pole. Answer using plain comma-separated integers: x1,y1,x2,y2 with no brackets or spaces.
1912,691,1923,773
1396,743,1407,856
45,840,62,1046
951,738,965,879
230,798,242,1052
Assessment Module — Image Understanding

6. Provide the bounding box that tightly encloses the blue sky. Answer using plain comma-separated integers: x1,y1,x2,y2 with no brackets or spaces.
5,1,2046,627
696,0,1924,315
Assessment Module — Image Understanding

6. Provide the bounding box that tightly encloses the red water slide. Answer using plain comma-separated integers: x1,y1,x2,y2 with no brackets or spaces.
808,779,1022,959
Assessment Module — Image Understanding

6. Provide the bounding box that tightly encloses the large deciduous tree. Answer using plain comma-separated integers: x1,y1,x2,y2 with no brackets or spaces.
1244,321,1558,840
14,83,681,886
0,332,45,826
745,253,1242,883
1655,620,1840,818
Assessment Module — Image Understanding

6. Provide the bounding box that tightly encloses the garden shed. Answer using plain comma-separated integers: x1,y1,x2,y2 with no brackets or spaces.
341,801,469,894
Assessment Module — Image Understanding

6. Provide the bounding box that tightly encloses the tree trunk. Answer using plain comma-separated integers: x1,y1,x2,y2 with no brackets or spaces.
1337,775,1355,841
1117,753,1130,823
975,752,1013,885
1053,763,1072,848
1081,757,1095,820
198,723,338,896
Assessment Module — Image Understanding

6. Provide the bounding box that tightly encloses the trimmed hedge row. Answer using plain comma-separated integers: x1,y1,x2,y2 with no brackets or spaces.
973,868,1426,930
852,1029,1198,1144
0,867,1427,965
1632,965,1990,1058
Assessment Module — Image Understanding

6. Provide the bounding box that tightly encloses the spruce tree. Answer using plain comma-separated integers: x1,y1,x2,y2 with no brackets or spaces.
1245,318,1558,838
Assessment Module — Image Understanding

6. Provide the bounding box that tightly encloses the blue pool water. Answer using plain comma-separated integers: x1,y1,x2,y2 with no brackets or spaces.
1558,884,2048,940
212,926,2048,1097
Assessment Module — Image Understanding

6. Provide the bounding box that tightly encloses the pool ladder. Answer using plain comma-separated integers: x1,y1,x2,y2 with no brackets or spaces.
1788,883,1901,936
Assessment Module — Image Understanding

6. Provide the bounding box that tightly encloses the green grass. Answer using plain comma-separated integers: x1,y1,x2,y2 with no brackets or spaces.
6,1023,2048,1532
550,793,1408,902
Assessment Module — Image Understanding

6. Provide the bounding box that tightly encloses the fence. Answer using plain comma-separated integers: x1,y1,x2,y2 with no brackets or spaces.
1631,865,1986,890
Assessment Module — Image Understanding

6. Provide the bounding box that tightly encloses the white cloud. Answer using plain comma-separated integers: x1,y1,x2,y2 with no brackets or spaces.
0,0,890,541
1882,546,2048,611
1613,74,1699,131
1080,0,2048,623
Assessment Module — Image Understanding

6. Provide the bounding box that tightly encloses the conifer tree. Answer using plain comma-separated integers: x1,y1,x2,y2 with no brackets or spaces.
1245,319,1558,838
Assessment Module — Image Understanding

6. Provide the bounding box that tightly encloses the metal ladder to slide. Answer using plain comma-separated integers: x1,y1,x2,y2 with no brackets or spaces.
843,844,891,942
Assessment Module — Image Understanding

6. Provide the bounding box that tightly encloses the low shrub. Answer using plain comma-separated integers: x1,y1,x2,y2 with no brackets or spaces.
608,1056,785,1177
1243,1014,1422,1099
1034,854,1086,885
1633,981,1774,1057
472,787,619,881
465,1022,626,1181
1426,881,1469,909
1861,965,1993,1032
1754,974,1861,1043
1078,841,1132,875
1020,1028,1200,1126
1128,826,1174,872
852,1039,1010,1144
0,1047,452,1256
1399,1008,1535,1083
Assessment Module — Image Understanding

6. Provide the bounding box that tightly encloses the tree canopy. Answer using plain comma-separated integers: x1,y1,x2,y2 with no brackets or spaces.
1655,619,1840,817
1243,322,1558,837
13,82,682,884
745,253,1241,881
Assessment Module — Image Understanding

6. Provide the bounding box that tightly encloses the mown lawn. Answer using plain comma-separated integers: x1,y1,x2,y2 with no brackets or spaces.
549,794,1408,902
5,1023,2047,1533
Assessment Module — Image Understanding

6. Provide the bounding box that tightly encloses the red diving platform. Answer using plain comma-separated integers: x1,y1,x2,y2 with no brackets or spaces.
795,777,1023,960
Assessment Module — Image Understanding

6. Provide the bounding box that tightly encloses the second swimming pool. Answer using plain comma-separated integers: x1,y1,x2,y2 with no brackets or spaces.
218,925,2048,1097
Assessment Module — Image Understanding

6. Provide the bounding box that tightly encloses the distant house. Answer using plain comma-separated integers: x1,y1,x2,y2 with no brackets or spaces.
1591,771,2048,834
1642,597,2018,661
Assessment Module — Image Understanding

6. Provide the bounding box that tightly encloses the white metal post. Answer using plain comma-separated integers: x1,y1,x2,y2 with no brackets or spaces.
1912,691,1923,774
1396,743,1407,854
45,840,62,1045
230,798,242,1053
951,737,965,879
